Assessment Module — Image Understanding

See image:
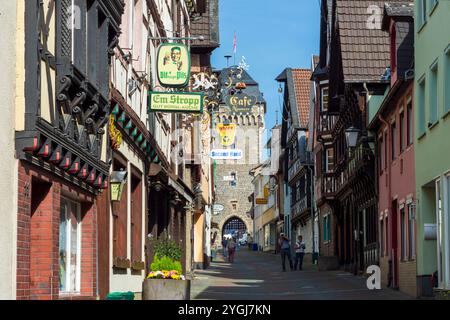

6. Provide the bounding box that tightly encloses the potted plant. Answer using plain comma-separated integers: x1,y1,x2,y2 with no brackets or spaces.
143,234,190,300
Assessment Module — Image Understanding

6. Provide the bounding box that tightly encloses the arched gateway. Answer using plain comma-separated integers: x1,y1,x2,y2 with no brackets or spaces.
221,216,248,239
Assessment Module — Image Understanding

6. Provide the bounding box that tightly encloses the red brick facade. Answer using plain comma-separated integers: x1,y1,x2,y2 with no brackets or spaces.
17,161,98,300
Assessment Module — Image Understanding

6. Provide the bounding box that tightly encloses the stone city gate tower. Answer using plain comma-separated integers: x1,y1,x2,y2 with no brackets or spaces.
211,67,265,245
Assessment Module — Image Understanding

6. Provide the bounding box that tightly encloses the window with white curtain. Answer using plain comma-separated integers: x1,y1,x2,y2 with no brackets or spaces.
59,198,81,293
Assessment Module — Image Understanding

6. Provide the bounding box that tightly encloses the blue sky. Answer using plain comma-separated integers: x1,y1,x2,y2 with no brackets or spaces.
211,0,321,135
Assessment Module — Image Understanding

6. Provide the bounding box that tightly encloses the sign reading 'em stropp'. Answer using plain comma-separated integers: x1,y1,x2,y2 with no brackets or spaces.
148,92,204,113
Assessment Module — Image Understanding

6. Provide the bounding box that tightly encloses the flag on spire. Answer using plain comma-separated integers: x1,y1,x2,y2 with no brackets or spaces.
233,32,237,54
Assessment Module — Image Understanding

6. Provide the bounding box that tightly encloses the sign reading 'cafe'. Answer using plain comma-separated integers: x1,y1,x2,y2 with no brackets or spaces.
225,92,257,112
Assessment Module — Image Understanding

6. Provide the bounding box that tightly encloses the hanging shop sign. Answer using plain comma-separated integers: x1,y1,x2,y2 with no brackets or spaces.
217,123,236,146
209,149,243,160
225,92,257,112
109,115,122,150
157,43,191,87
148,92,203,113
255,198,268,205
212,203,224,213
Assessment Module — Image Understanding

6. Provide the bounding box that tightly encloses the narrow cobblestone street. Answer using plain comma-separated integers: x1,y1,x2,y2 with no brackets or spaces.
192,248,414,300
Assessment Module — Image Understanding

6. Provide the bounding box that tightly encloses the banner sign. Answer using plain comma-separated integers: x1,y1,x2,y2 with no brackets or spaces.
209,149,243,160
225,92,257,112
157,43,190,87
148,92,203,113
217,123,236,146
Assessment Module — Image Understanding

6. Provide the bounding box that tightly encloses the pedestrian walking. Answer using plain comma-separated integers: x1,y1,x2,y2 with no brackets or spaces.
222,237,228,257
227,237,237,263
294,235,306,270
278,233,293,271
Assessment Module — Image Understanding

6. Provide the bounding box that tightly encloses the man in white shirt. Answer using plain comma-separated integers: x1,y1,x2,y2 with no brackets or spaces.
294,235,306,270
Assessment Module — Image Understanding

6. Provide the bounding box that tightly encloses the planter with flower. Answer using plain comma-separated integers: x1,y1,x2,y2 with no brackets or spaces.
143,235,190,300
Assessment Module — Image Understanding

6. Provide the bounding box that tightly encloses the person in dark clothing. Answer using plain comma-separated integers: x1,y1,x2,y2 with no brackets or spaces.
278,233,293,271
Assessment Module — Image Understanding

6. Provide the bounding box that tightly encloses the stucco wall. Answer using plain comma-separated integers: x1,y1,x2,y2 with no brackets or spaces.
0,1,18,300
414,0,450,281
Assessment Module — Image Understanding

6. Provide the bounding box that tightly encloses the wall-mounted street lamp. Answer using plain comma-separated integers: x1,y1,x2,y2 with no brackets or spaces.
110,169,127,201
345,127,360,148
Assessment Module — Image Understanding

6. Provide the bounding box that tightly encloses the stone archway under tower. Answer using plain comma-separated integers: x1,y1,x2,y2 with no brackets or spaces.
218,215,252,242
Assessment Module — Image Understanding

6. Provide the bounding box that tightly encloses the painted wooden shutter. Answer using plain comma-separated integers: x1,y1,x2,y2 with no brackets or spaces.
131,175,142,263
113,180,127,260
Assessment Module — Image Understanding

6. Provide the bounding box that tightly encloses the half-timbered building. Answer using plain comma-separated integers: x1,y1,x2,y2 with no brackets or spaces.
312,0,404,274
15,0,124,299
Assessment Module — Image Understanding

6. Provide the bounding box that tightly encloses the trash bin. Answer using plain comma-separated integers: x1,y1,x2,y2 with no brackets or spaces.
106,291,135,300
252,243,258,251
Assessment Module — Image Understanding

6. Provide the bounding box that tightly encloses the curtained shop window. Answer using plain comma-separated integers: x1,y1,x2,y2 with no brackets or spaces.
59,198,81,293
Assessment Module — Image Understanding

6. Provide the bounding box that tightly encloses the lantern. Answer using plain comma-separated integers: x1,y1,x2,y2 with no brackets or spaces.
110,170,127,201
345,127,360,148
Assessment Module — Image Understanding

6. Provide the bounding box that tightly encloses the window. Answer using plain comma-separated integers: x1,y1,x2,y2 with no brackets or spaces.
429,0,438,13
445,47,450,113
379,136,384,173
418,78,426,135
407,98,413,145
323,215,330,242
326,148,334,173
59,198,81,293
391,121,397,160
408,202,416,259
385,216,389,256
384,131,388,168
400,206,406,261
429,62,438,125
230,172,237,187
419,0,427,26
321,87,329,112
400,111,405,152
436,180,444,286
380,218,384,257
70,0,84,69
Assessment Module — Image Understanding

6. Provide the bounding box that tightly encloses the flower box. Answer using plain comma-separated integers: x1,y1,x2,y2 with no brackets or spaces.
142,278,191,300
